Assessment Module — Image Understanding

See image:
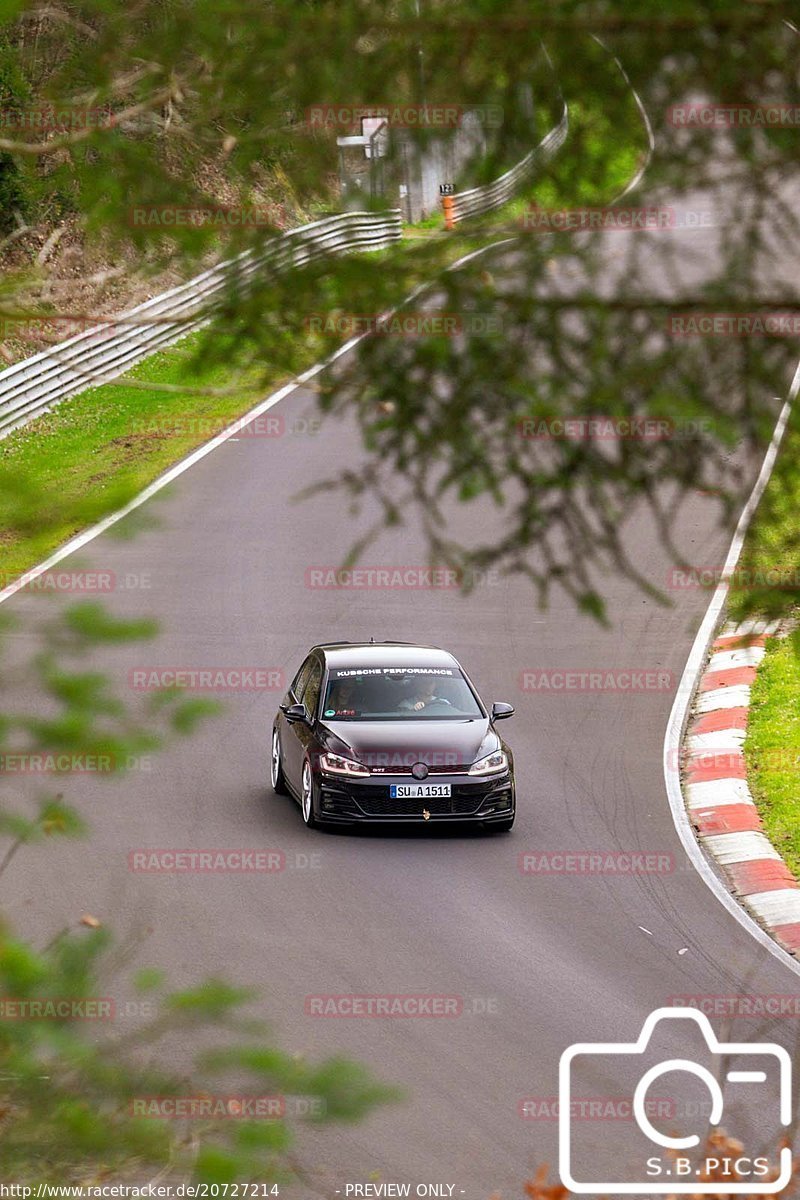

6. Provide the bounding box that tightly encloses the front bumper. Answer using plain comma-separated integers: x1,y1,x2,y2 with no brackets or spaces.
314,770,515,824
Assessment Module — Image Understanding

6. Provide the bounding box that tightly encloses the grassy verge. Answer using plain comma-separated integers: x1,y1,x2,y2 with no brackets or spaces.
731,406,800,876
745,630,800,877
466,43,647,232
0,331,287,581
503,96,642,223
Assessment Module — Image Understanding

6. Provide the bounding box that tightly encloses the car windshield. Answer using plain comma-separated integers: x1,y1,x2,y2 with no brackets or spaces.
321,666,483,721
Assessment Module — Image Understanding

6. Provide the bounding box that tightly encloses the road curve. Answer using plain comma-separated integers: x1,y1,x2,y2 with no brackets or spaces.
3,223,800,1196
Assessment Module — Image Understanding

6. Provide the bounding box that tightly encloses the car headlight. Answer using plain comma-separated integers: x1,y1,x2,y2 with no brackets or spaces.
468,750,508,776
319,752,371,777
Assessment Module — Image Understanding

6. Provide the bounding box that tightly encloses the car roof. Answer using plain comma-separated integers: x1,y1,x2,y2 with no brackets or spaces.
313,642,460,670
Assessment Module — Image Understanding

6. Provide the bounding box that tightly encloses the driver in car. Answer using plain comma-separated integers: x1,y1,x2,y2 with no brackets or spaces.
327,678,359,717
398,676,452,712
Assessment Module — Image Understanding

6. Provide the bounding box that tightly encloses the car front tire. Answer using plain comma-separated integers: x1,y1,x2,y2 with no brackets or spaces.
271,727,288,796
301,758,318,828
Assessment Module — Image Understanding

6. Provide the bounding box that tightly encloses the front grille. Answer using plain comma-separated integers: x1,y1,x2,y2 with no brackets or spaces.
354,791,484,817
367,762,467,775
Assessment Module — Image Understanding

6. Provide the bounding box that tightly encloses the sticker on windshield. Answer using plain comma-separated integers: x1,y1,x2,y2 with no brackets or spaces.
332,667,454,678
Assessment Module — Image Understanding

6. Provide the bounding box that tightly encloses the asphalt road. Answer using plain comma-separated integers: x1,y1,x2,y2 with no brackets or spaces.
3,214,800,1194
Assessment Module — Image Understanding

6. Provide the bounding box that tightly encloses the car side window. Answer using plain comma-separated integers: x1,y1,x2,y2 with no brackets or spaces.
302,660,324,720
291,656,314,701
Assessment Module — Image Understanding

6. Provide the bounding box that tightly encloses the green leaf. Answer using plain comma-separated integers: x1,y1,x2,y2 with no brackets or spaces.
166,979,256,1018
38,798,86,840
133,967,165,993
63,603,159,644
0,938,47,994
169,698,223,734
193,1147,240,1185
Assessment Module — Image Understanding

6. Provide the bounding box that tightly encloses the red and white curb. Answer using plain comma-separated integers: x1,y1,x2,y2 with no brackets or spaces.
682,617,800,955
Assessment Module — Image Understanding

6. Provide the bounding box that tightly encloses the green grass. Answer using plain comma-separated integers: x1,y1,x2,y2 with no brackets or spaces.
0,331,301,581
744,630,800,877
410,65,646,235
494,93,644,226
730,390,800,878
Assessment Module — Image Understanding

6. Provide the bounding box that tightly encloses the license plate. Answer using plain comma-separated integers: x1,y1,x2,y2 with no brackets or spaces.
389,783,451,799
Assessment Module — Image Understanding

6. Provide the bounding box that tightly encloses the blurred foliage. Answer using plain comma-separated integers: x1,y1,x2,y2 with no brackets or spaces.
0,0,798,618
0,31,31,231
729,404,800,622
0,0,797,1180
0,597,397,1181
0,917,397,1181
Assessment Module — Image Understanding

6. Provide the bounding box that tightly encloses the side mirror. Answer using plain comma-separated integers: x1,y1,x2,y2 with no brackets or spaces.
491,701,515,721
283,702,309,724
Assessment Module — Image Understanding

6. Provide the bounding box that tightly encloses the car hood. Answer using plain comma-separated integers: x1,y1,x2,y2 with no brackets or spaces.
318,718,498,771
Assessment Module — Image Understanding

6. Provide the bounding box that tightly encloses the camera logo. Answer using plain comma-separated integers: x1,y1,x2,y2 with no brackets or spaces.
559,1007,792,1194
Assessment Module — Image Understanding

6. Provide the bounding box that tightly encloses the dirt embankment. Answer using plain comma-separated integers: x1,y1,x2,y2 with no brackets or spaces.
0,158,322,367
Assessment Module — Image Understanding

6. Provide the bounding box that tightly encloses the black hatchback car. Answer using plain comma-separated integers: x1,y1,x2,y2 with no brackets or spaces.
270,642,516,830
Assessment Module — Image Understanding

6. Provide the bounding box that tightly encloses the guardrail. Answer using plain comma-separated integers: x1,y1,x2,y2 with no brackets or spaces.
0,209,402,440
441,101,569,228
